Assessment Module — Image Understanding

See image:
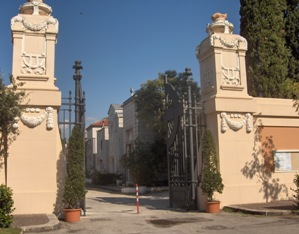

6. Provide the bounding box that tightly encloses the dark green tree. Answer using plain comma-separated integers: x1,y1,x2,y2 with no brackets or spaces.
240,0,291,98
0,76,25,185
121,139,155,186
121,138,167,186
200,129,224,201
135,70,200,139
63,125,86,209
129,70,200,185
285,0,299,83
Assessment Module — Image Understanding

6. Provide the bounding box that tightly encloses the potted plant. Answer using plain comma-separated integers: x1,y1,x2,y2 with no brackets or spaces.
62,125,86,222
200,129,224,213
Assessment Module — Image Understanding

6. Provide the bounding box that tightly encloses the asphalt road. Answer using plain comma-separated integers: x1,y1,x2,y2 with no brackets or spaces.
43,188,299,234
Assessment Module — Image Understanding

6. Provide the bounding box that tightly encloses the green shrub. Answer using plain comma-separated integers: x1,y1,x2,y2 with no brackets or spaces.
291,174,299,209
121,139,156,186
92,171,120,185
0,184,15,228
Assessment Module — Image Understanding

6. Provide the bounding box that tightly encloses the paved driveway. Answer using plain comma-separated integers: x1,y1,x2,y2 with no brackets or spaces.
43,188,299,234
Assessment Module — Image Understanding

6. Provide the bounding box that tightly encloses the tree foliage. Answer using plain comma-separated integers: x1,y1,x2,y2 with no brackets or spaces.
240,0,294,98
127,70,200,185
121,138,167,186
63,125,86,209
285,0,299,83
200,129,224,201
135,70,200,139
0,76,25,185
0,184,15,228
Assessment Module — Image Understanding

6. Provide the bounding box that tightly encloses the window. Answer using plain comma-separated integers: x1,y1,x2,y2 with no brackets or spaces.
274,150,299,172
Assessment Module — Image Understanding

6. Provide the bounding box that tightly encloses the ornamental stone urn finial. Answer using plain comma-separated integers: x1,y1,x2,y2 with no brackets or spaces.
20,0,52,16
206,12,234,35
211,12,227,22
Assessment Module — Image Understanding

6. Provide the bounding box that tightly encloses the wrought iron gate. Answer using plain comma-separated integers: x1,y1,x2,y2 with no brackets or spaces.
164,68,206,210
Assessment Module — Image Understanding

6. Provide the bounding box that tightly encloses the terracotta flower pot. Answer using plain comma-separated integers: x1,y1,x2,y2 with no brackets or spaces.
205,201,221,213
63,208,81,222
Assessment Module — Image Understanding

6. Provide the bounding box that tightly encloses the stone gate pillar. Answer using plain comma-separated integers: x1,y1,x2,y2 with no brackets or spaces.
5,0,63,214
196,13,257,209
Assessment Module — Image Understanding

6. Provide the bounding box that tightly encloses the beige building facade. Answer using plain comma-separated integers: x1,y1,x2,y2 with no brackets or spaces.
85,119,108,174
108,104,124,174
1,0,63,214
96,124,109,172
196,13,299,209
85,118,109,174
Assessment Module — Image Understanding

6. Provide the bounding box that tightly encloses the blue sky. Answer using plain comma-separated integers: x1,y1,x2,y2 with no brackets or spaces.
0,0,240,127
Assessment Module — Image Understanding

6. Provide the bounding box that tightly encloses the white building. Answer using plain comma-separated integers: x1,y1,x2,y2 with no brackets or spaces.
96,122,109,172
85,119,108,174
108,104,124,174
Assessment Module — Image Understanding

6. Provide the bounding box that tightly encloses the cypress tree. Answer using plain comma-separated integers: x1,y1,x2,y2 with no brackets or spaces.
200,129,224,201
240,0,290,98
285,0,299,83
63,125,86,209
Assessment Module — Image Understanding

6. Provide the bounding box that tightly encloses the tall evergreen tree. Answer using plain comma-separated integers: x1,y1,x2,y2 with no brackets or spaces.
63,125,86,209
285,0,299,83
240,0,290,98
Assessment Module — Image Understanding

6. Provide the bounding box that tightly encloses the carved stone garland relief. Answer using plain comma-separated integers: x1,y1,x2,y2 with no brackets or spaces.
15,107,54,130
11,15,58,32
220,112,252,133
210,33,247,48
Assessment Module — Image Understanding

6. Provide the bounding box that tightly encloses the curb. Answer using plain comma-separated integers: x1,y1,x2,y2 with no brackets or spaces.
224,205,293,216
20,214,60,233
